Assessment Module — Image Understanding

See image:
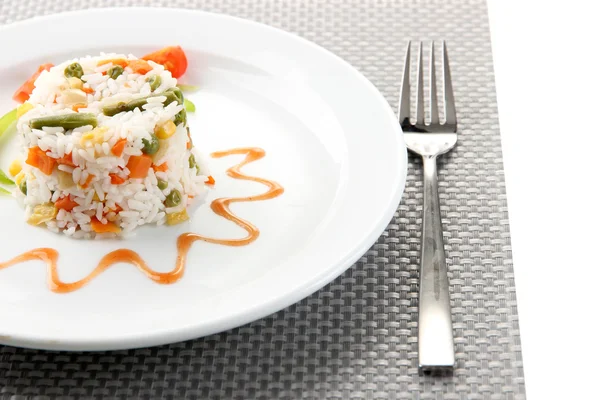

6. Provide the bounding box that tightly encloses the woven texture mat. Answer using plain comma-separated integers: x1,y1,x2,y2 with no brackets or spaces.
0,0,525,399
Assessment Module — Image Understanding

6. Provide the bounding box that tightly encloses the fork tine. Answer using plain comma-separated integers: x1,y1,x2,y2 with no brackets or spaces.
429,42,439,125
442,41,457,126
415,42,425,125
398,42,411,125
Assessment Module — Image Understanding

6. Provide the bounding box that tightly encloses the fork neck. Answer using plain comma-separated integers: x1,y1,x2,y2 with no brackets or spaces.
422,155,438,183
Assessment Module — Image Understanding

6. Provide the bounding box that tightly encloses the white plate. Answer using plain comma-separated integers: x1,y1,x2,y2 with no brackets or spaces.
0,8,406,350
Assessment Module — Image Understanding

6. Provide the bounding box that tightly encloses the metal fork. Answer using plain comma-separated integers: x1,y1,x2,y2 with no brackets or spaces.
399,41,457,374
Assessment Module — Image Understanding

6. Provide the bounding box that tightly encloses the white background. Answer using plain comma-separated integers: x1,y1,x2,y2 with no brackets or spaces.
487,0,599,398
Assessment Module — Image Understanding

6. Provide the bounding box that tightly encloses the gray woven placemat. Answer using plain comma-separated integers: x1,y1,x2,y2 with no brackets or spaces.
0,0,525,399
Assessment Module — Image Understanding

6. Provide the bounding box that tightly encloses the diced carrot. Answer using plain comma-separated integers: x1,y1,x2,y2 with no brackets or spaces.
111,138,127,156
97,58,129,68
142,46,188,79
51,95,57,104
152,162,168,172
72,103,87,112
80,174,95,189
128,60,152,75
109,173,126,185
126,154,152,179
25,146,56,175
55,195,79,212
186,141,191,150
81,87,94,94
12,63,54,103
91,217,121,233
205,175,215,185
57,152,76,167
186,130,193,149
113,204,123,213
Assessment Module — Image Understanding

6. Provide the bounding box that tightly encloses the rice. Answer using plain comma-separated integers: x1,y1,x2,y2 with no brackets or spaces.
13,53,210,238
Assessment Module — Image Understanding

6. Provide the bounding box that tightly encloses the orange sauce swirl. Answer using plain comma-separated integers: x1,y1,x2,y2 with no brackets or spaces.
0,147,283,293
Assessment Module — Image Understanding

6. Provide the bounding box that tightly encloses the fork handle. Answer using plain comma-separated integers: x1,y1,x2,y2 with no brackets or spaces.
418,155,455,373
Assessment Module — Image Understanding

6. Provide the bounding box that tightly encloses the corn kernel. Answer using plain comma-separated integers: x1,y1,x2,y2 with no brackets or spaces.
8,160,22,176
67,77,83,89
166,209,189,225
16,102,34,118
154,120,177,139
15,172,25,185
80,126,109,147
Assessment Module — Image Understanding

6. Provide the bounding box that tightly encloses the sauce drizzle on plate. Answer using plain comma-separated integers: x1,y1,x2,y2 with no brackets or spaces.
0,147,283,293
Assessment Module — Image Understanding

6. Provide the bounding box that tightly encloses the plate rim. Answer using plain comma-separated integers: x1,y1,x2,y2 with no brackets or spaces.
0,6,407,350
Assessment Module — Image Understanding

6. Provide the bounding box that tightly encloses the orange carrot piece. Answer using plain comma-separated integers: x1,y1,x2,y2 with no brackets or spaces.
206,175,215,185
97,58,129,68
152,163,168,172
57,152,76,167
80,174,95,189
81,87,94,94
72,103,87,112
55,195,78,212
128,60,152,75
91,217,121,233
126,154,152,179
109,173,126,185
25,147,56,175
12,63,54,103
113,204,123,213
111,138,127,156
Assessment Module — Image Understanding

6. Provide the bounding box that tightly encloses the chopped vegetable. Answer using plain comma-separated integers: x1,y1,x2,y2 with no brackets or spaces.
0,108,17,139
126,154,152,179
91,217,121,233
55,195,78,211
111,138,127,156
108,65,124,80
66,77,83,89
81,87,94,94
184,98,196,113
98,58,129,68
28,203,57,225
177,84,199,92
157,179,168,190
148,75,162,91
171,87,184,104
57,152,76,167
188,154,197,169
143,46,188,79
141,133,159,155
18,179,27,195
57,170,74,189
109,173,126,185
64,62,84,79
12,63,54,103
0,169,14,185
16,102,34,118
80,174,94,189
8,160,22,176
72,103,87,112
0,187,10,196
154,120,176,139
206,175,215,185
128,59,152,75
165,189,182,207
60,89,87,105
29,113,97,130
166,208,189,225
174,110,187,126
102,90,179,116
26,146,56,175
153,162,168,173
80,126,108,147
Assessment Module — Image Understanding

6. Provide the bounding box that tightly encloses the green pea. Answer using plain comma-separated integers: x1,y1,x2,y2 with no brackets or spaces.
148,75,162,92
174,109,187,127
142,133,159,155
19,179,27,195
165,189,182,208
64,62,84,79
108,65,124,80
157,179,168,190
